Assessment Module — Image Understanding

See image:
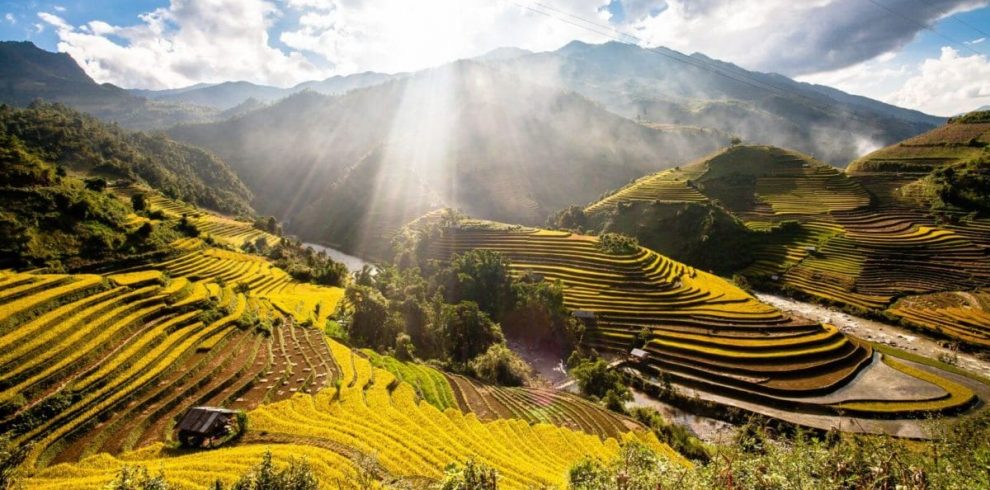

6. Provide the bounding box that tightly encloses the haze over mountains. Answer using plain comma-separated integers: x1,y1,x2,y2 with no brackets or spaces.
0,40,949,254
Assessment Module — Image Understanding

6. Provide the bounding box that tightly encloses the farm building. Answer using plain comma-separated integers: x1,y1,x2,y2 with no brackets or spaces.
176,406,240,448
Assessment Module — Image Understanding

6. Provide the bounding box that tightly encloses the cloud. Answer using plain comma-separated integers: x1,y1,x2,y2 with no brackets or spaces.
5,13,15,24
53,5,66,13
966,37,986,44
887,46,990,116
278,0,609,76
37,0,333,90
616,0,988,75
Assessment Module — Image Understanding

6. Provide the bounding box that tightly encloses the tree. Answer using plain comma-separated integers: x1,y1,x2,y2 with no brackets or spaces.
730,136,743,146
344,285,402,350
439,250,514,319
469,343,530,386
84,177,107,192
438,301,504,364
131,193,147,211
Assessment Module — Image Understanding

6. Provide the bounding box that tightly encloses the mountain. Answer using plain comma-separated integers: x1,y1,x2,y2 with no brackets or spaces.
133,81,288,111
133,72,400,111
0,41,219,129
496,41,943,165
169,60,730,257
848,110,990,208
1,102,253,215
576,143,990,349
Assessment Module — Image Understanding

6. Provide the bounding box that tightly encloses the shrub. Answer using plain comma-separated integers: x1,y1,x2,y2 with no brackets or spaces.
597,233,639,255
105,466,170,490
434,460,499,490
228,451,317,490
469,344,531,386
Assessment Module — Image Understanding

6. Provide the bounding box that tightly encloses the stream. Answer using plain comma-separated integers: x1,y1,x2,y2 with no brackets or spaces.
755,291,990,379
303,242,372,273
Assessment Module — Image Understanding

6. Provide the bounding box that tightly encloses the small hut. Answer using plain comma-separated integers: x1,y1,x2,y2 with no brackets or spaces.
177,406,239,448
629,348,648,361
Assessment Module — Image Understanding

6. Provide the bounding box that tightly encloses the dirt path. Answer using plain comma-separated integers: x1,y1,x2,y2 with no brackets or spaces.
755,292,990,379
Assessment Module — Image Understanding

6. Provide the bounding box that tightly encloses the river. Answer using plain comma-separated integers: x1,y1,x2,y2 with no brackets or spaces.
303,242,372,273
755,291,990,379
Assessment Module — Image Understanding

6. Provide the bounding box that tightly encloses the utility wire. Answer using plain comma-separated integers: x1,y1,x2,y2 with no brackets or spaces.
865,0,988,56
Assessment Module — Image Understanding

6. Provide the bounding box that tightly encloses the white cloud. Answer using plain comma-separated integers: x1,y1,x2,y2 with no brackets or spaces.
278,0,609,76
5,13,15,24
53,5,66,12
37,0,334,90
887,47,990,116
966,37,986,44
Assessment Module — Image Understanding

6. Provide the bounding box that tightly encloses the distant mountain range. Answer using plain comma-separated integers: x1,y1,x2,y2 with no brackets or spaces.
0,39,953,254
131,72,400,111
168,61,730,257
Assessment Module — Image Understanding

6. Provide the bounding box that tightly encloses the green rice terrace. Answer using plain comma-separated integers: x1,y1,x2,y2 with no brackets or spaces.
417,219,989,436
579,140,990,350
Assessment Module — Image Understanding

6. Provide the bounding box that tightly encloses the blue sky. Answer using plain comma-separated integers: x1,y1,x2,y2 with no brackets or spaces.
1,0,989,115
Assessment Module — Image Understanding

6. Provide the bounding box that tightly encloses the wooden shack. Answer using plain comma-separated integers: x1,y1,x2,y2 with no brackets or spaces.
176,406,238,448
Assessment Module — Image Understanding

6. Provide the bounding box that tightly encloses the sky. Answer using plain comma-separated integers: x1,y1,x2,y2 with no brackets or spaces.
1,0,989,116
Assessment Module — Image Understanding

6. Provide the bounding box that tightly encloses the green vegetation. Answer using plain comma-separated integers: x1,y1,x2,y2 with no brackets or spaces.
436,460,499,490
0,102,252,215
568,412,990,489
0,132,179,269
568,355,631,412
596,233,639,255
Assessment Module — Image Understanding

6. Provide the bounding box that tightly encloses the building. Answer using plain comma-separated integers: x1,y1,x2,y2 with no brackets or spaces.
176,406,239,448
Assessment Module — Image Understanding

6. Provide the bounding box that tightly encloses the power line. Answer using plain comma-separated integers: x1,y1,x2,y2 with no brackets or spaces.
908,0,990,41
865,0,988,57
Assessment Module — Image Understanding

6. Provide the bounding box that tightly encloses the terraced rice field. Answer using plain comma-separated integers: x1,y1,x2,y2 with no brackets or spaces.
0,244,344,469
21,337,679,489
445,373,636,439
422,224,974,418
583,145,990,349
362,349,636,439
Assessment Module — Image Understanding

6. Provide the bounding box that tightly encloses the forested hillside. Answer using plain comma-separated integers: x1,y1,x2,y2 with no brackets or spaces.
0,102,253,216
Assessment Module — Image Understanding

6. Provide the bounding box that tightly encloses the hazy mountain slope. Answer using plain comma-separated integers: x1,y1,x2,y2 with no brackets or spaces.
133,81,288,111
848,110,990,208
0,41,218,130
499,41,942,165
1,102,253,215
170,61,729,257
133,72,400,111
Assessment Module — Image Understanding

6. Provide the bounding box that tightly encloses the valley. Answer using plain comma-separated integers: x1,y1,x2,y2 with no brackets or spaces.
2,28,990,490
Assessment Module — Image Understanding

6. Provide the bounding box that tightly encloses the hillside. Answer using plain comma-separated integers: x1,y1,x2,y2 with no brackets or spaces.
577,144,990,348
0,184,683,487
497,41,942,165
169,61,729,258
0,41,218,130
133,72,399,111
409,217,983,433
0,102,253,216
849,110,990,210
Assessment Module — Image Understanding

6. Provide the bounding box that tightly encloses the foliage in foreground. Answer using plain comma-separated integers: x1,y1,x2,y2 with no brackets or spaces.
569,411,990,490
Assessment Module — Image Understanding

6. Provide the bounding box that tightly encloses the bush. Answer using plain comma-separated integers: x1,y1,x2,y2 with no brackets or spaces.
105,466,170,490
434,460,498,490
597,233,639,255
229,451,317,490
469,344,531,386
